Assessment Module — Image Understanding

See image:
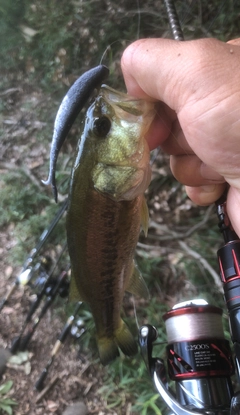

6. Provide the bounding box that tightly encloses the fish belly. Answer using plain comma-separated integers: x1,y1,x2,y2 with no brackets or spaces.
66,188,142,364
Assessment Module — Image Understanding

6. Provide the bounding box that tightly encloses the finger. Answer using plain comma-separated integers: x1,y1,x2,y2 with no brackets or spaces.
227,186,240,237
170,155,225,187
147,109,194,153
121,38,190,108
185,183,227,206
121,38,240,111
160,120,193,155
146,102,174,150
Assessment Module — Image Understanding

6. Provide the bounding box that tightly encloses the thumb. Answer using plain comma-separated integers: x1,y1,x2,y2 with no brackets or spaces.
121,38,238,112
121,38,186,109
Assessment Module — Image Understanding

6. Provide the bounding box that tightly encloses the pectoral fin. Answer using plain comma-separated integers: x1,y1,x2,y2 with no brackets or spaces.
92,164,139,200
126,262,149,299
141,197,149,237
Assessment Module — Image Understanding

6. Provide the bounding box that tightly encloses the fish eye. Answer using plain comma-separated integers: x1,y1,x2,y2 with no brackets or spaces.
93,116,111,138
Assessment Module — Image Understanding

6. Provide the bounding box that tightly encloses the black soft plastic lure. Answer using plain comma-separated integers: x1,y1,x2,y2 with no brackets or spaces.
42,65,109,202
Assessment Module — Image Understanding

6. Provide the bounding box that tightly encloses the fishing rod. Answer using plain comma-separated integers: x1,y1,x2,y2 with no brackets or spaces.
138,2,240,414
10,243,68,353
216,197,240,384
163,0,184,41
0,199,68,312
18,265,70,352
34,301,84,391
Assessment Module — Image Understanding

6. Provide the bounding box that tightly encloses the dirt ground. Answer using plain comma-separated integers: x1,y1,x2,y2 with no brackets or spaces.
0,281,110,415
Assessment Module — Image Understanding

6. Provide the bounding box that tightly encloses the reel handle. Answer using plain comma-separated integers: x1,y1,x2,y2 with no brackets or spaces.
139,325,204,415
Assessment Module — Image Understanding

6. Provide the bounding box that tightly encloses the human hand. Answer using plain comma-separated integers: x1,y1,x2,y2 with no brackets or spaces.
121,38,240,236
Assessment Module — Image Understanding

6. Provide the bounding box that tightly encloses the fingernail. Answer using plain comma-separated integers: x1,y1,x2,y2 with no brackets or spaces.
200,185,217,193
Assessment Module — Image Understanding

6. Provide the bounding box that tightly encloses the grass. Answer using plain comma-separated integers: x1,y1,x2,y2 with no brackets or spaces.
96,298,168,413
98,359,164,414
0,381,17,415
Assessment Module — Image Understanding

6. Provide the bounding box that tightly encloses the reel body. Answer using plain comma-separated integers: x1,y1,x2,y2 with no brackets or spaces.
139,299,238,415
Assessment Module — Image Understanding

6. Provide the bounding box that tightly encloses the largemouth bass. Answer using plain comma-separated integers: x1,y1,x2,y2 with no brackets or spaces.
67,85,155,365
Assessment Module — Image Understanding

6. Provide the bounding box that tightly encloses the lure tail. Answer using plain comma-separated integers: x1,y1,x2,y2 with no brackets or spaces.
97,319,138,366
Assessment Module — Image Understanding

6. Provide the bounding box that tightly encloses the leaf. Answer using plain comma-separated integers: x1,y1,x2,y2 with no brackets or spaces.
8,352,29,365
0,402,13,415
0,399,17,406
0,381,13,395
150,402,162,414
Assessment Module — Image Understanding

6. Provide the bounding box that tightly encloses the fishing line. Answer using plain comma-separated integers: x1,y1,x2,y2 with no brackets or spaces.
99,40,124,66
131,295,140,330
136,0,141,40
150,147,161,166
99,0,142,66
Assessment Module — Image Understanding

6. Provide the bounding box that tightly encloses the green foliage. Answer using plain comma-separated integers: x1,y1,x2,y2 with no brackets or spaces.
2,0,239,90
0,173,48,227
136,394,162,415
0,168,67,266
0,381,17,415
176,0,240,40
0,169,67,266
98,356,164,414
0,0,26,72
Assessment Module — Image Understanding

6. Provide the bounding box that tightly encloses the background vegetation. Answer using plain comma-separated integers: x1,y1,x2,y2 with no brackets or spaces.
1,0,240,413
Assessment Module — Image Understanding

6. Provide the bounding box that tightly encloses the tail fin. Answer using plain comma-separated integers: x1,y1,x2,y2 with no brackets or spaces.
97,320,138,366
97,337,120,366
